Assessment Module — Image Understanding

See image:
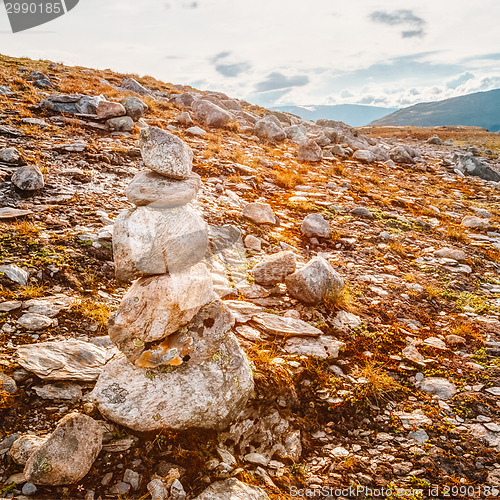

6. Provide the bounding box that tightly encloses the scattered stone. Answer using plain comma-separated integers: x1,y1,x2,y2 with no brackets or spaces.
33,382,83,401
284,336,344,358
251,251,296,285
331,311,362,329
170,479,187,500
193,100,232,128
17,313,52,331
121,96,148,121
352,149,375,163
254,116,286,142
120,78,150,95
0,147,20,163
244,235,262,252
251,312,322,337
147,479,169,500
194,478,270,500
140,127,193,179
427,135,443,145
186,126,207,136
417,377,456,400
285,256,345,305
11,165,44,191
350,206,373,219
461,216,489,230
0,85,12,95
126,171,201,208
106,116,134,132
298,138,322,162
433,248,466,261
454,152,500,182
0,207,33,219
408,429,429,444
17,340,112,381
123,469,141,490
0,264,29,285
96,101,126,120
24,413,103,485
241,203,276,225
301,213,332,238
10,435,48,465
390,146,415,164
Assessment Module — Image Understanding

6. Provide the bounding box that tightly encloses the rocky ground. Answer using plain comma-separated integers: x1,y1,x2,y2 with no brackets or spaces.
0,53,500,499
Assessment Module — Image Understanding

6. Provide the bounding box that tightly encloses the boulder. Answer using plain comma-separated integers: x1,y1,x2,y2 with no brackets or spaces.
106,116,134,132
244,235,262,252
140,127,193,179
251,251,296,286
453,152,500,182
352,149,376,163
11,165,44,191
461,216,489,229
121,96,148,121
427,135,443,145
90,335,253,432
297,138,322,162
96,101,126,120
254,116,286,142
193,99,232,128
285,256,345,305
0,147,20,163
194,479,270,500
113,205,209,282
241,203,276,225
108,264,215,360
176,111,194,126
120,78,150,95
301,213,332,238
10,435,48,465
390,146,415,164
126,171,201,208
24,413,102,485
17,340,113,381
0,264,29,285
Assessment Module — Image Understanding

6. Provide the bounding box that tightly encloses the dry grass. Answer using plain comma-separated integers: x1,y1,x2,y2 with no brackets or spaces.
354,361,400,402
324,285,354,312
326,163,345,177
17,283,46,299
71,299,111,326
274,170,304,189
446,225,469,242
9,220,42,238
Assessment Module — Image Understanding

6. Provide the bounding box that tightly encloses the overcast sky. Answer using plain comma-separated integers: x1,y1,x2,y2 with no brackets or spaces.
0,0,499,109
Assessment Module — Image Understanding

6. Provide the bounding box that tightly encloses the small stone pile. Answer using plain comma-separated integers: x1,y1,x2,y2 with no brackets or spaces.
90,127,254,432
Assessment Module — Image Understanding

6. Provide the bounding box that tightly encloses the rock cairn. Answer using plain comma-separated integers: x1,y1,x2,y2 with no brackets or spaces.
90,126,254,432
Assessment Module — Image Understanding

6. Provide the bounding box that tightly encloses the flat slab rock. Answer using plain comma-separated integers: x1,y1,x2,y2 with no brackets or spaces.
194,478,270,500
90,334,253,432
251,312,322,337
17,340,116,381
284,336,345,359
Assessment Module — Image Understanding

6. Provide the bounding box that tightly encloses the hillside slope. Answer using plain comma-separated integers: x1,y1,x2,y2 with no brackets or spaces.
370,89,500,132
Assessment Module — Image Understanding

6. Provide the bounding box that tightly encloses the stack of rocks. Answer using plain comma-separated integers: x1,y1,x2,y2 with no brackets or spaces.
90,127,254,432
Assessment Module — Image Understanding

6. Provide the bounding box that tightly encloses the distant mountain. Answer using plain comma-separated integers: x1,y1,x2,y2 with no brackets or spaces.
271,104,398,127
370,89,500,132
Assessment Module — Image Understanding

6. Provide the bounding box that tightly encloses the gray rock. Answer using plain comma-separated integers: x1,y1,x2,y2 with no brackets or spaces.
0,300,22,311
126,171,201,208
110,482,130,495
390,146,415,164
251,251,296,285
22,482,37,496
254,116,286,142
0,147,20,163
427,135,443,145
147,478,169,500
96,101,126,120
285,256,345,305
284,336,344,359
140,127,193,179
11,165,44,191
17,313,52,331
194,478,270,500
193,99,232,128
0,264,29,285
9,435,48,465
453,152,500,182
17,340,113,381
123,469,141,490
23,295,74,317
285,124,307,143
75,94,106,115
251,313,322,337
186,126,207,136
108,268,216,361
0,85,12,95
24,413,103,485
350,206,373,219
417,377,456,400
244,235,262,252
408,429,429,444
0,373,17,394
176,111,194,126
90,334,253,432
170,479,187,500
352,149,375,163
0,207,33,219
241,203,276,225
113,205,208,282
120,78,151,95
461,215,489,229
297,138,322,162
433,248,466,261
33,382,82,401
121,96,148,121
29,71,52,88
301,213,332,238
106,116,134,132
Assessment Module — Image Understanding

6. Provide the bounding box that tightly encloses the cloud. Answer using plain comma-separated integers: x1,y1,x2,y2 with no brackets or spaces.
215,62,251,77
370,9,426,38
255,72,309,93
369,9,425,27
446,72,474,89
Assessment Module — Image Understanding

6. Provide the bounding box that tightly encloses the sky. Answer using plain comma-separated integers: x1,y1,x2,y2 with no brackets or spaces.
0,0,499,110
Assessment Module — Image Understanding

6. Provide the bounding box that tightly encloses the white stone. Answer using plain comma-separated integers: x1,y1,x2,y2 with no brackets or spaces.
284,336,344,359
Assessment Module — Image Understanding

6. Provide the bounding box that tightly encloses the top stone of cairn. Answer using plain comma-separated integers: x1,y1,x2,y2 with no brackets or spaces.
140,126,193,179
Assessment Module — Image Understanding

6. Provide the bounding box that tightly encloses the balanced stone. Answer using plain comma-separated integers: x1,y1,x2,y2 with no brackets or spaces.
140,126,193,179
126,171,201,208
113,205,209,282
109,263,215,361
90,333,254,432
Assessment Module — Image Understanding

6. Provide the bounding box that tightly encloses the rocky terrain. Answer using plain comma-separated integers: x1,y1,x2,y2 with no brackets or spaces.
0,53,500,500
